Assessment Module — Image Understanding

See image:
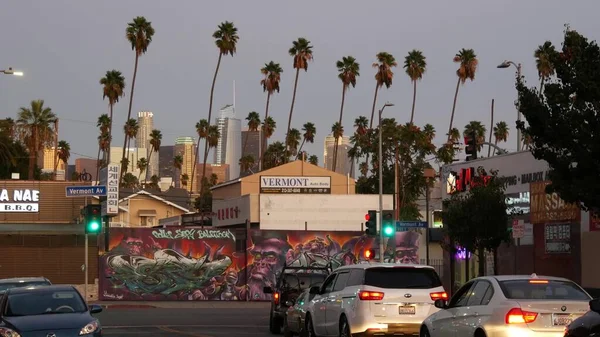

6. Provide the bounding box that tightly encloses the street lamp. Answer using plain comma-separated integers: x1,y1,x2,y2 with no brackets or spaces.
1,67,23,76
497,60,522,151
378,101,394,262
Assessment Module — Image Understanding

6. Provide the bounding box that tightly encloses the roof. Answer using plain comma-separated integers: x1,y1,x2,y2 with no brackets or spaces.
5,285,74,295
336,263,435,271
93,187,191,212
0,277,49,284
120,190,190,213
490,274,572,282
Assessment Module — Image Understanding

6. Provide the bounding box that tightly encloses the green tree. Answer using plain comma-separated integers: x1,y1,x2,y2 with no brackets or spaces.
100,70,126,167
56,140,70,174
121,172,139,188
492,121,509,155
145,129,162,181
96,114,111,180
120,118,139,175
297,122,316,157
333,56,360,171
137,157,148,182
16,100,57,180
463,120,486,151
308,155,318,166
534,41,556,94
516,26,600,213
260,61,283,169
286,37,313,154
404,49,427,124
447,49,478,142
263,141,288,170
173,154,183,188
285,128,301,157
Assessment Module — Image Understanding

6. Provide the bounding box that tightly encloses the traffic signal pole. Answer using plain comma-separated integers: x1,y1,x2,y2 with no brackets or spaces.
84,196,88,303
378,106,384,263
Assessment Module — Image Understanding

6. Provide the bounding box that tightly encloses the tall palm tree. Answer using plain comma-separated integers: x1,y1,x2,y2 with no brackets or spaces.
209,173,219,186
492,121,509,155
173,154,183,188
100,70,126,166
404,50,427,124
56,140,70,178
286,38,314,153
121,173,138,189
448,127,461,144
194,118,209,180
239,155,255,173
137,157,148,182
370,52,397,129
195,21,239,198
463,121,487,151
333,56,360,171
16,100,57,180
534,41,556,94
308,155,318,166
263,116,276,149
120,118,139,177
96,114,111,180
259,61,283,169
243,111,260,154
447,49,478,142
145,129,162,181
331,122,344,172
286,128,301,157
181,173,189,188
263,141,287,169
297,122,316,156
121,16,155,181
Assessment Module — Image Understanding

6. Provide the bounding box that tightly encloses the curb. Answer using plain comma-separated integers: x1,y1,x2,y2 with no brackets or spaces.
99,304,156,309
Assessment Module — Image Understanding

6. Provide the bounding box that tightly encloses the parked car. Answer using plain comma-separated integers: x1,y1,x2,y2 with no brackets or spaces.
0,277,52,294
302,262,446,336
0,285,103,337
421,274,591,337
282,287,319,337
564,297,600,337
264,264,331,334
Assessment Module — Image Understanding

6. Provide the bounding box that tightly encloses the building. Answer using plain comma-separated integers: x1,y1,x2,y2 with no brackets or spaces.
174,137,197,192
159,145,175,178
37,147,66,180
323,135,354,178
195,163,229,192
136,111,158,179
241,128,262,177
75,158,97,181
108,147,147,180
214,104,242,180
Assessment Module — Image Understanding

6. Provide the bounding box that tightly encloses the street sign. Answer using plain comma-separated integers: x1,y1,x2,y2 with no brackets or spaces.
396,221,428,229
65,186,106,197
100,164,119,217
512,219,525,239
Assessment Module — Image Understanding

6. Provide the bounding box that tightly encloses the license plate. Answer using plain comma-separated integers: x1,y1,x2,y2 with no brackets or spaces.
399,306,415,315
553,314,575,326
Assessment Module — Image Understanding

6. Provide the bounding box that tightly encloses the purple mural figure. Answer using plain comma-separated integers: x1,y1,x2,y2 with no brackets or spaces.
386,231,421,264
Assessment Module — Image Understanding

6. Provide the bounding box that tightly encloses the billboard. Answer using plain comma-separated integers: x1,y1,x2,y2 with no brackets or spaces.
260,176,331,194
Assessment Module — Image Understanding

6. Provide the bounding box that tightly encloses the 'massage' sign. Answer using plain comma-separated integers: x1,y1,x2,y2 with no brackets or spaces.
260,176,331,194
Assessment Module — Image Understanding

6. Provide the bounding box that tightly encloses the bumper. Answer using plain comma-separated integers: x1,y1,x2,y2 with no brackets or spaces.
353,323,421,336
485,327,566,337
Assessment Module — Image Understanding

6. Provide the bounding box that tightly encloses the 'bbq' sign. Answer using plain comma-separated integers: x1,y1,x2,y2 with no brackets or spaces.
0,188,40,212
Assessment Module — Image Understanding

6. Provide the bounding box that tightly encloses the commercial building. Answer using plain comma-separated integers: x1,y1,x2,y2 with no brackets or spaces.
136,111,159,179
75,158,97,181
108,147,148,180
174,137,196,192
158,145,174,178
214,104,242,180
323,135,354,178
38,147,66,180
241,128,261,177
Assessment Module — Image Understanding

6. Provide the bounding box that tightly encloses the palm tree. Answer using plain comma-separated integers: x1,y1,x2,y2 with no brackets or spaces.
447,49,478,142
121,173,138,189
56,140,70,177
100,70,126,166
193,118,209,181
120,118,139,178
121,16,155,181
534,41,556,94
16,100,57,180
286,38,314,152
263,141,287,169
173,154,183,188
243,111,260,154
259,61,283,169
448,127,461,144
149,175,160,189
308,155,318,166
239,155,255,173
195,21,239,198
354,116,369,136
95,114,111,180
263,116,276,149
492,121,509,155
137,157,148,182
333,56,360,171
370,52,397,129
297,122,316,156
145,129,162,181
209,173,219,186
286,128,301,157
463,121,486,151
404,50,427,124
181,173,189,188
0,118,16,138
330,122,344,172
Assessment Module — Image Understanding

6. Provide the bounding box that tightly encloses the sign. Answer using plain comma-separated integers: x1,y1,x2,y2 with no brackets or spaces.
0,188,40,213
65,185,106,197
591,212,600,232
396,221,428,229
512,219,525,239
529,181,579,224
260,176,331,194
212,195,251,227
544,223,571,254
100,165,119,216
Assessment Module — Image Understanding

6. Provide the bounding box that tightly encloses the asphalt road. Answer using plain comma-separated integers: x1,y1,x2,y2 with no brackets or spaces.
96,307,271,337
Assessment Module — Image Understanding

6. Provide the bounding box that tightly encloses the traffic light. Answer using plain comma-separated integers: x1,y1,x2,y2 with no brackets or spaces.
382,210,395,237
464,131,478,161
84,204,102,234
364,248,375,260
365,210,377,236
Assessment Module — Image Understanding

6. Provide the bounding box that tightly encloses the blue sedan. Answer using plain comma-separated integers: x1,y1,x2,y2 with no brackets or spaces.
0,285,103,336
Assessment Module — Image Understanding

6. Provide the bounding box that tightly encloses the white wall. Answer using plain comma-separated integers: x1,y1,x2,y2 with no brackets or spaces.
259,194,393,231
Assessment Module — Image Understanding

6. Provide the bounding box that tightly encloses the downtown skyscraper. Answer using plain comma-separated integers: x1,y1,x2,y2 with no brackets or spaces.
136,111,159,180
214,104,241,179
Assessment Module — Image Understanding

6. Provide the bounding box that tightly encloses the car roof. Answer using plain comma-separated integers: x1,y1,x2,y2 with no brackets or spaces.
469,274,574,283
5,285,75,295
334,262,436,271
0,277,49,284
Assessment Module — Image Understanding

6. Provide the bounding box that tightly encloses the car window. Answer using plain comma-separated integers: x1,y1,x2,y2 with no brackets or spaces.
499,280,591,300
321,274,337,294
449,282,475,308
466,281,492,306
0,282,51,292
281,273,327,290
481,284,494,305
364,267,442,289
333,272,350,292
5,290,86,316
346,269,364,287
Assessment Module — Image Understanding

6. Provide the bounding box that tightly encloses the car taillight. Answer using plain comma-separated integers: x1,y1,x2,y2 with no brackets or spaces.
358,291,384,301
505,308,538,324
273,292,280,305
430,291,448,301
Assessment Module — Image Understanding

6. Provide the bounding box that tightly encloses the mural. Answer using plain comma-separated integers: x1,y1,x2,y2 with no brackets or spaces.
99,228,424,301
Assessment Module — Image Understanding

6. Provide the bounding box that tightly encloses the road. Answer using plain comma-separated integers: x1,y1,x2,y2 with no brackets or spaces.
96,306,271,337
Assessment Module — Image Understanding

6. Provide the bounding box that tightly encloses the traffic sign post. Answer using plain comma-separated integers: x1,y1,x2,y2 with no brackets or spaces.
65,186,106,197
512,219,525,274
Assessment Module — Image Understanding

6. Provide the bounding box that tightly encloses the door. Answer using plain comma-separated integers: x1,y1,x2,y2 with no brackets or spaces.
312,273,337,336
454,281,493,337
325,271,351,336
430,281,475,337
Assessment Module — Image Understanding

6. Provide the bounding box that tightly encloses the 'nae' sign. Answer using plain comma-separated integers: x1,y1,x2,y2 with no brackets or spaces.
0,189,40,213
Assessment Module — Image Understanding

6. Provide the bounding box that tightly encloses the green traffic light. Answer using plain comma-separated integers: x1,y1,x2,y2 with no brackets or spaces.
89,222,100,231
383,225,394,236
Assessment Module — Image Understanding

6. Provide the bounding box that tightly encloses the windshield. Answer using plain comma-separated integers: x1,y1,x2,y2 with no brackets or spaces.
4,290,87,316
0,282,51,292
364,267,442,289
281,273,327,290
499,280,591,300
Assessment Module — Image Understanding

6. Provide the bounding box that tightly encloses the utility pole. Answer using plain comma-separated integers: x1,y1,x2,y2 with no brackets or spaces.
378,102,394,262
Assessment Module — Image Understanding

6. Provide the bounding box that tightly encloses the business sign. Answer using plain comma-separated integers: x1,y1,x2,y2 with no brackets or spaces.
0,188,40,212
65,185,106,197
100,165,119,216
529,181,579,224
212,196,251,227
260,176,331,194
544,223,571,254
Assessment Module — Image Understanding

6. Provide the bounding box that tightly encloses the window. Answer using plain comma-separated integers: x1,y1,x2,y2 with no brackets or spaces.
499,280,591,300
481,286,494,305
281,273,327,290
0,281,51,292
364,267,442,289
346,269,364,287
321,274,338,294
449,282,475,308
333,272,350,292
466,281,492,306
5,290,86,316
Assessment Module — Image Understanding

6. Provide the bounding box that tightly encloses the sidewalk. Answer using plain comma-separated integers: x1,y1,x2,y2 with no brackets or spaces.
89,300,271,309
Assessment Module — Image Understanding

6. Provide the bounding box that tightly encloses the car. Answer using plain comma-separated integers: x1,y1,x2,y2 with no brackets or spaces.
302,262,447,337
0,285,103,337
282,287,319,337
264,264,331,334
420,273,592,337
564,297,600,337
0,277,52,295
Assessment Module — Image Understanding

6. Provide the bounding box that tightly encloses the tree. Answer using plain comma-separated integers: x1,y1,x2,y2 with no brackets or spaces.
193,21,239,197
243,111,260,154
463,120,486,150
285,128,301,157
239,155,255,173
441,169,510,277
16,100,57,180
259,61,283,169
447,48,478,142
333,56,360,171
404,50,427,124
121,16,155,183
534,41,556,94
516,26,600,213
145,129,162,182
121,172,139,189
100,70,126,168
263,141,288,170
296,122,316,158
173,154,183,188
137,157,148,182
286,38,313,155
308,155,318,166
96,114,111,180
370,52,397,129
56,140,70,175
492,121,509,155
120,118,139,175
331,122,344,172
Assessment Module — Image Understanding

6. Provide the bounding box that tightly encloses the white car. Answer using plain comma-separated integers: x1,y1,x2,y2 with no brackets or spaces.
420,274,592,337
303,262,446,336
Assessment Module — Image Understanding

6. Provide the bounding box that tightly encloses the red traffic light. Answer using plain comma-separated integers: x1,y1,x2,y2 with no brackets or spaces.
364,249,374,260
365,214,370,221
91,208,99,215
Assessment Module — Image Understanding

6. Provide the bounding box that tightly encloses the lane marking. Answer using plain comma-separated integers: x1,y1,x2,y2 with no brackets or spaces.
103,324,269,329
158,325,213,337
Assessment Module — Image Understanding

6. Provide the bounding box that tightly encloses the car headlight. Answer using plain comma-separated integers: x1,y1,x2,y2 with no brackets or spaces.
79,320,99,335
0,327,21,337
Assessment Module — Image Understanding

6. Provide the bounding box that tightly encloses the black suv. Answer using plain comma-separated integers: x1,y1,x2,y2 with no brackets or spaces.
264,264,331,334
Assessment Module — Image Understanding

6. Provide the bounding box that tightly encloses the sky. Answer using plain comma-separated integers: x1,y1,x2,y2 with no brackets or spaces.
0,0,599,166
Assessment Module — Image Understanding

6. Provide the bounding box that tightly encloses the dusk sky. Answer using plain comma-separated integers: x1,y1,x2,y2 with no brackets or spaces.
0,0,598,166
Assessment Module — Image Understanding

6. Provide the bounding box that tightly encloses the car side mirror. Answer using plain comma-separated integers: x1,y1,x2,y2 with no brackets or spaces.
590,298,600,313
263,287,273,294
309,286,321,295
434,299,448,309
89,304,103,314
285,300,294,307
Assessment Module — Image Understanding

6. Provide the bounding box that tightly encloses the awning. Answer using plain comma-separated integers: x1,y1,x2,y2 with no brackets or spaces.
138,209,157,217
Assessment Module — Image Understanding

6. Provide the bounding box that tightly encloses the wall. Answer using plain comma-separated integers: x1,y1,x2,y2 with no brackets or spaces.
581,231,600,289
98,227,438,301
126,195,187,227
